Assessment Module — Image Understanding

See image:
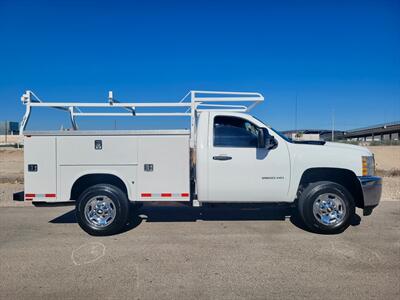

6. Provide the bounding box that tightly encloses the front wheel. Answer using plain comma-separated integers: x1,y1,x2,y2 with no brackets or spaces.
76,184,129,236
297,181,355,234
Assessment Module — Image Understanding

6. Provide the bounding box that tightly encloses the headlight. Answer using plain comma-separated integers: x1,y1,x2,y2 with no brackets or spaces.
362,156,375,176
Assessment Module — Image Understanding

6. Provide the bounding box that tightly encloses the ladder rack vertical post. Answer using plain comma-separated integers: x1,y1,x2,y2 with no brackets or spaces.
190,91,196,148
20,91,32,135
69,107,78,130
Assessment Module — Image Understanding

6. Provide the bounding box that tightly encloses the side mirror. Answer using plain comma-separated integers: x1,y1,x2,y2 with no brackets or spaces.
257,128,266,148
267,135,278,150
258,128,278,150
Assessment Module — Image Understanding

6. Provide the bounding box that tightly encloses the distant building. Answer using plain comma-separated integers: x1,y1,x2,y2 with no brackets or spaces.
0,121,19,135
282,129,344,141
282,121,400,142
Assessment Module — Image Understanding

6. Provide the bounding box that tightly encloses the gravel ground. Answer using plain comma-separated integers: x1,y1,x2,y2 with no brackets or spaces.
0,202,399,299
0,146,399,299
382,177,400,201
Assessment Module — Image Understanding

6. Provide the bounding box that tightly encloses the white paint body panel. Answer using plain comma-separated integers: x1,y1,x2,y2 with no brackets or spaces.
24,131,190,202
24,115,370,204
57,136,139,165
195,112,370,203
203,112,291,202
24,137,57,201
58,165,137,202
286,142,371,201
137,136,190,201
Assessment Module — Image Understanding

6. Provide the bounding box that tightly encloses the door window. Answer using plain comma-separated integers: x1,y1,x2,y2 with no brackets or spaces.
213,116,259,148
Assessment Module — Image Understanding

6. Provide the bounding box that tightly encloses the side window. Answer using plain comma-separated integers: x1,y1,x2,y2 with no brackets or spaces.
213,116,259,148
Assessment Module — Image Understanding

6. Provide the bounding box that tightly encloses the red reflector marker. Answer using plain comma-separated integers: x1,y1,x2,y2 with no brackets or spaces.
25,193,35,198
141,193,152,197
161,193,172,197
181,193,189,197
45,194,56,198
25,198,33,201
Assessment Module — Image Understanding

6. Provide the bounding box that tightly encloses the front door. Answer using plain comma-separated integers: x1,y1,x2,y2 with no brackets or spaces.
207,114,290,202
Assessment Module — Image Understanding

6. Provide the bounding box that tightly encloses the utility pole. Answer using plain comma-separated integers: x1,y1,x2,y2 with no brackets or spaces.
295,93,298,132
331,109,335,142
4,121,7,144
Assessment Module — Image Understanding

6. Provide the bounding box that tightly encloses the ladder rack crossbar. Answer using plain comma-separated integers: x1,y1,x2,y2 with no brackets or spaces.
73,112,191,117
28,102,191,108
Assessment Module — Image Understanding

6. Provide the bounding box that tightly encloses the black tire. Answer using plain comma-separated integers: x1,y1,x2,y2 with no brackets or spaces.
76,184,129,236
297,181,355,234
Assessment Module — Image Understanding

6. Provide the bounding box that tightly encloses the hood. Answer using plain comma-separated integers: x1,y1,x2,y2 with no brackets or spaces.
323,142,372,155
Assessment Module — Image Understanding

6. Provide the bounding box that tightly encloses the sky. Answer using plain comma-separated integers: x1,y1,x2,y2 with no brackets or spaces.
0,0,399,131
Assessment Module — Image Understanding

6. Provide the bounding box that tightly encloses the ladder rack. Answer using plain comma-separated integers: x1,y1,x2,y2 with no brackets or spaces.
20,90,264,146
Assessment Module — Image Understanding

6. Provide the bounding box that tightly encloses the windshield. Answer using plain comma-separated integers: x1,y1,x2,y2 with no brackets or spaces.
269,127,293,142
251,115,293,143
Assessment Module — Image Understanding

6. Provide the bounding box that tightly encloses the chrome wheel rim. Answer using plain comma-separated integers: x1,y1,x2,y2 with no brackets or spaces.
312,193,346,226
84,196,116,228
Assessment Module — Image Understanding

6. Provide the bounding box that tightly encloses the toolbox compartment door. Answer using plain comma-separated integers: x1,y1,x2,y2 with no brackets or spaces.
137,135,190,201
24,136,57,200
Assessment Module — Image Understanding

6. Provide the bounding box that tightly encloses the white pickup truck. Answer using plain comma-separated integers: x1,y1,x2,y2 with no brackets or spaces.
17,90,382,235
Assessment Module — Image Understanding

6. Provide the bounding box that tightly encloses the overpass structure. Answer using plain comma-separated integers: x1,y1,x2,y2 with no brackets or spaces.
340,121,400,142
282,121,400,142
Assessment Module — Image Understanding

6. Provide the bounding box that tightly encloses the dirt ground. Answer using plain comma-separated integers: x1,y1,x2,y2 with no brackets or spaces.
0,135,21,144
368,145,400,175
367,146,400,200
1,202,399,299
0,146,399,206
0,148,25,207
0,148,23,184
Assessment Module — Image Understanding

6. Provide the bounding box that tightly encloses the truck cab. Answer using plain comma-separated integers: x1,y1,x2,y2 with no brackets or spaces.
196,112,290,203
196,111,381,232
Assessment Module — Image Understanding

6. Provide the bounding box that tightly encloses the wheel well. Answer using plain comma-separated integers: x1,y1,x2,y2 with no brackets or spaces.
70,174,128,201
298,168,364,208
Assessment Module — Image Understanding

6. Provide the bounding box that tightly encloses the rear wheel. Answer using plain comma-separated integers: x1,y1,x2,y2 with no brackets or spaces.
76,184,129,236
297,181,355,234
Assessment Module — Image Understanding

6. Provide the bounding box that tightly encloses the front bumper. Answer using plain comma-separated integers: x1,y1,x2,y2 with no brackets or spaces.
358,176,382,216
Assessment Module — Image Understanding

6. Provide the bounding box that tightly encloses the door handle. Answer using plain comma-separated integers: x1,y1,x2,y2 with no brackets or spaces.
213,155,232,161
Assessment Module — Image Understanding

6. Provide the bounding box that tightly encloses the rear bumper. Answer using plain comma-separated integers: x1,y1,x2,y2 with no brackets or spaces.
358,176,382,216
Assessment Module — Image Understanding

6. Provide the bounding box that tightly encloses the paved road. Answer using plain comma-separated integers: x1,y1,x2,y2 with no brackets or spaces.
0,202,399,300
